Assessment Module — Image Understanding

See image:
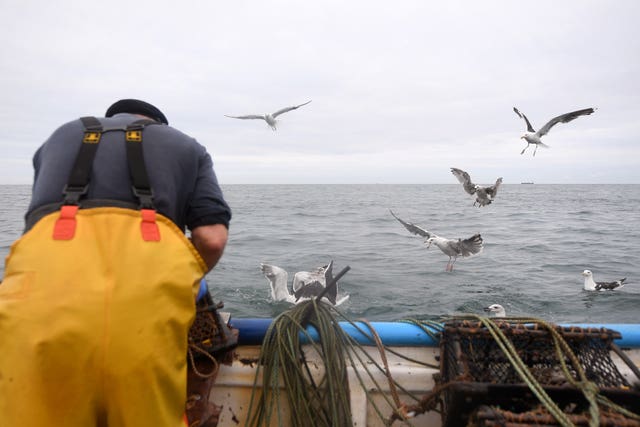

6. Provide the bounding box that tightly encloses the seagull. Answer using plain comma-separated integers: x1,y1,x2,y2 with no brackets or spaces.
390,210,483,272
483,304,506,318
260,260,349,305
513,107,595,156
450,168,503,207
581,269,626,291
225,100,312,130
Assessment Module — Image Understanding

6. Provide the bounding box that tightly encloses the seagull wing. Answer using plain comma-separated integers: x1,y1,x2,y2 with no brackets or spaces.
485,177,503,198
323,260,334,285
322,261,337,305
596,278,626,291
261,263,287,281
454,233,483,257
451,168,477,195
292,271,314,292
390,209,431,238
225,114,265,120
293,281,326,301
261,263,290,301
513,107,535,133
271,100,312,118
537,108,595,137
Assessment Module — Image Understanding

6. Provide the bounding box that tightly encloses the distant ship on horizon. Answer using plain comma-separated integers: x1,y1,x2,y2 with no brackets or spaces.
521,181,534,184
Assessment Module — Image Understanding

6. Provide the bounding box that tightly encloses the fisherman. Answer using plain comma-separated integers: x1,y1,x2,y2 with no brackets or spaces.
0,99,231,426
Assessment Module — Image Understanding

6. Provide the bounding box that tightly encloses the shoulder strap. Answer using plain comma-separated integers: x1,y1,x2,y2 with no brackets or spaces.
125,119,158,209
62,116,103,205
125,119,162,241
53,116,162,241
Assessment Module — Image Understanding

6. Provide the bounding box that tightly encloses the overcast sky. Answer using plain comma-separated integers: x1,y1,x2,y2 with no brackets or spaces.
1,1,639,184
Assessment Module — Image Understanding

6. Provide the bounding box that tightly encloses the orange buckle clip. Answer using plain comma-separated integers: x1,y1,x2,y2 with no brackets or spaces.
53,205,79,240
140,209,160,241
126,130,142,142
83,132,101,143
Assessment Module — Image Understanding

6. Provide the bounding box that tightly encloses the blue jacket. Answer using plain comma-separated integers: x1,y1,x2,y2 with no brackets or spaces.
26,113,231,232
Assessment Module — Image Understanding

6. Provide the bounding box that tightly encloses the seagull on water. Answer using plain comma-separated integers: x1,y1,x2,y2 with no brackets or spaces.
225,100,312,130
450,168,503,207
483,304,506,318
513,107,595,156
260,260,349,305
581,269,626,291
390,210,483,272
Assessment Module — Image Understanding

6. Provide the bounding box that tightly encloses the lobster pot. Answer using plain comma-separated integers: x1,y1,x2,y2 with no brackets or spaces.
438,320,640,427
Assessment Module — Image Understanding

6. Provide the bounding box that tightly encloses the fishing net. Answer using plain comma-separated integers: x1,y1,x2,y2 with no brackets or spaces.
186,292,239,427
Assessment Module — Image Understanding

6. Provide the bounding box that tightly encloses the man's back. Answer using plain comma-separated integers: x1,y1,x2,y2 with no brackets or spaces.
27,112,230,232
1,99,230,426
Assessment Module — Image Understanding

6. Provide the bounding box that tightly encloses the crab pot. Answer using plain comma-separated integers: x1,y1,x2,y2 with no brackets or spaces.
438,320,640,426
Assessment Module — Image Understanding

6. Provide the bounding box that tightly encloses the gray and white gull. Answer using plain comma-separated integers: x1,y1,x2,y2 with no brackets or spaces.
260,260,349,305
581,269,626,291
225,100,312,130
513,107,595,156
451,167,503,207
484,304,506,318
390,210,483,272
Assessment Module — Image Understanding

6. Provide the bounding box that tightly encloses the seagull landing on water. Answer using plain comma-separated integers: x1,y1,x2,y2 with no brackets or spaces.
225,100,312,130
513,107,595,156
390,210,483,272
260,261,349,306
450,168,503,207
484,304,506,318
582,270,626,291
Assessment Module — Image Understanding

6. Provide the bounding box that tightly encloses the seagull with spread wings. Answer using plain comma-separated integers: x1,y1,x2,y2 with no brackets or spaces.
513,107,595,156
225,100,312,130
390,210,483,272
450,167,503,207
260,260,349,305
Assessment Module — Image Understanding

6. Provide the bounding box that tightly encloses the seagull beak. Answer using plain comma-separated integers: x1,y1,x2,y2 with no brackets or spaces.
483,307,491,312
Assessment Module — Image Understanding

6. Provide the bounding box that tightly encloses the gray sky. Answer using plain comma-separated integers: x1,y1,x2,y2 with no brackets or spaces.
1,0,639,184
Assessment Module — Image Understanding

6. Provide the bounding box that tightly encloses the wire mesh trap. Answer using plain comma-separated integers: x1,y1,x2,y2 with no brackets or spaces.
438,319,640,427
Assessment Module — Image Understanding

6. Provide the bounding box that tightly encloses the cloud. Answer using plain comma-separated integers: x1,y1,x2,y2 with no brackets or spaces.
1,0,639,183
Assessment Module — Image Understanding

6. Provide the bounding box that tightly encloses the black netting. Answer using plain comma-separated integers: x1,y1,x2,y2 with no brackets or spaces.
437,320,640,427
440,320,629,388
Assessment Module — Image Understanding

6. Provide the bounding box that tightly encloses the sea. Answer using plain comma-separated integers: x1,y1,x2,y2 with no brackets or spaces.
1,184,639,324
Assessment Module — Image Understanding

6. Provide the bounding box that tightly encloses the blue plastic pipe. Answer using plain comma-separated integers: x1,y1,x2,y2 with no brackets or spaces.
229,318,640,348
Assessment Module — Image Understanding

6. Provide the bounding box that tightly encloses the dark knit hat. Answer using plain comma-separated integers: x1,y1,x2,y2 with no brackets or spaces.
105,99,168,124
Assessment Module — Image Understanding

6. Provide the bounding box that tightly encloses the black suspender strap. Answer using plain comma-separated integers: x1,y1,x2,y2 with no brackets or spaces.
125,119,158,210
54,116,162,241
62,116,103,205
54,116,103,240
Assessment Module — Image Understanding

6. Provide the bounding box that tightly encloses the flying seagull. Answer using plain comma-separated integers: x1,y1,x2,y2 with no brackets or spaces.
450,168,503,207
260,260,349,305
513,107,595,156
390,210,483,271
581,269,626,291
483,304,506,318
225,100,312,130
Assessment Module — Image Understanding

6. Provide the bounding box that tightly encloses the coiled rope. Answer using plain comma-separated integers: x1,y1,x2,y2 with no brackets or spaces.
243,302,639,427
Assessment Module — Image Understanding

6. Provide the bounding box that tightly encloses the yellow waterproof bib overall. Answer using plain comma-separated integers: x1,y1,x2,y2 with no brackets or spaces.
0,118,207,427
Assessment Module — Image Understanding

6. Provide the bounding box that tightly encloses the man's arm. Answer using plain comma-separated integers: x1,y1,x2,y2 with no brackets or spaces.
191,224,228,271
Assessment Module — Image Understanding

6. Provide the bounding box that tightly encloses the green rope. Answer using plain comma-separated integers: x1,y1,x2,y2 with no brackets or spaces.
244,306,639,427
245,300,353,427
457,316,640,426
244,301,432,427
472,316,577,427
